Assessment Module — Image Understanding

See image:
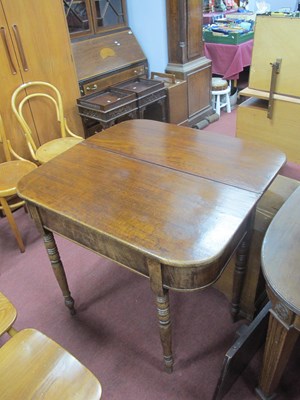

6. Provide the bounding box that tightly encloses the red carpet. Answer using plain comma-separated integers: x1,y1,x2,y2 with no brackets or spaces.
1,112,300,399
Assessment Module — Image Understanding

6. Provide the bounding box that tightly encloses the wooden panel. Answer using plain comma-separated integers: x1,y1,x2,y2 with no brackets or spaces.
249,16,300,97
187,64,211,117
236,97,300,163
80,64,146,95
72,30,147,82
0,2,36,161
167,80,188,125
187,0,203,60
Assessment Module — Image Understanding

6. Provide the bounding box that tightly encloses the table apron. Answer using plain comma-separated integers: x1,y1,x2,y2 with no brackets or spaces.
28,204,250,291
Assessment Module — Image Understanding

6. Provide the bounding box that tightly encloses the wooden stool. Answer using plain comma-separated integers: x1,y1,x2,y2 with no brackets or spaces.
256,186,300,400
211,78,231,116
0,292,102,399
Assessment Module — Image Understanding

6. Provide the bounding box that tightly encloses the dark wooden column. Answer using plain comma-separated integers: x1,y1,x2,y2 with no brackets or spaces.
165,0,213,127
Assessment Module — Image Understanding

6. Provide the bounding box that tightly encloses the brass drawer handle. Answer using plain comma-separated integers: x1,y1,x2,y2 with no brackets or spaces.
86,84,98,92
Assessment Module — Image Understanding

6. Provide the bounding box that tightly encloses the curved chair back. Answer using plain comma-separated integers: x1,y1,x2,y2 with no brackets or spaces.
0,114,37,252
11,81,76,161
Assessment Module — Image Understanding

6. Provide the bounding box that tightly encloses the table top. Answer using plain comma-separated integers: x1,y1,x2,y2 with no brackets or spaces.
262,186,300,314
204,39,253,80
17,120,285,288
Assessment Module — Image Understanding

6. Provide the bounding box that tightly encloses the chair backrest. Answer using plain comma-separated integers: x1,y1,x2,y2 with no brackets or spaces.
0,115,24,162
11,81,68,161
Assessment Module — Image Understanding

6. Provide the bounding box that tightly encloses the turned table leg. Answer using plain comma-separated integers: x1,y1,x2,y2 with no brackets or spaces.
147,258,173,372
256,309,299,400
43,229,76,315
26,204,76,315
231,210,255,321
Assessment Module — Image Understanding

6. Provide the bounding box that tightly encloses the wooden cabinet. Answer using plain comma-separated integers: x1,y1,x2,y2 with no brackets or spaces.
64,0,128,39
165,0,213,127
0,0,83,162
248,16,300,97
236,16,300,162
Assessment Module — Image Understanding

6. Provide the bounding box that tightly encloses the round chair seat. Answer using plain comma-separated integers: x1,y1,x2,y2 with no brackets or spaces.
0,328,102,399
36,137,83,164
0,160,37,196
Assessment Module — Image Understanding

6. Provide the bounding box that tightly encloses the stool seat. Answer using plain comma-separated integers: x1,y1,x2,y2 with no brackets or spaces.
212,77,228,91
211,82,231,116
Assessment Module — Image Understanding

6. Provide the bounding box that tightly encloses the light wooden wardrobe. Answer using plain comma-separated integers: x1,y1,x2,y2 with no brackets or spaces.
0,0,83,162
236,16,300,164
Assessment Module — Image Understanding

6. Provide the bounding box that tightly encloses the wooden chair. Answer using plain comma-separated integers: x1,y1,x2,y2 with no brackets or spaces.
0,115,37,252
11,81,83,164
0,291,102,399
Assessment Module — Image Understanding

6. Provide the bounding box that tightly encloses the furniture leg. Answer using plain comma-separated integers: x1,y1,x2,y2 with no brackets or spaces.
225,92,231,113
147,258,173,373
256,310,299,400
231,211,254,320
43,230,76,315
216,95,221,116
0,197,25,253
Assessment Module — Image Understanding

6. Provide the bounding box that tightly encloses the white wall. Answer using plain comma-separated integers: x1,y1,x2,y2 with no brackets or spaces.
126,0,168,74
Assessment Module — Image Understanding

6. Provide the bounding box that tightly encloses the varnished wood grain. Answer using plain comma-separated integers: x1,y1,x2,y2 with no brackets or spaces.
87,120,286,193
17,120,285,370
257,186,300,399
0,292,17,336
262,186,300,312
0,329,102,399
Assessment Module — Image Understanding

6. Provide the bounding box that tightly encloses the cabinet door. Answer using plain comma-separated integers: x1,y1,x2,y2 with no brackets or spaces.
91,0,128,34
64,0,94,38
0,2,37,161
2,0,83,147
249,16,300,98
65,0,128,38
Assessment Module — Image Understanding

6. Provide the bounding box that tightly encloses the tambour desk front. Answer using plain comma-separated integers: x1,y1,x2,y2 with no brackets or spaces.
17,120,285,372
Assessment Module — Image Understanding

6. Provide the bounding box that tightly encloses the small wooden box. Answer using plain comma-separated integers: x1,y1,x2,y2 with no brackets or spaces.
150,72,188,125
112,78,166,108
77,88,137,123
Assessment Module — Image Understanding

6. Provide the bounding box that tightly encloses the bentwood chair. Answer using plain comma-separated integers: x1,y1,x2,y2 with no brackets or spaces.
0,115,37,252
0,291,102,399
11,81,83,164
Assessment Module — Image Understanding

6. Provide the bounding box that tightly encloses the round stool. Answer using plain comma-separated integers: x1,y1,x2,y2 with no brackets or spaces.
211,78,231,116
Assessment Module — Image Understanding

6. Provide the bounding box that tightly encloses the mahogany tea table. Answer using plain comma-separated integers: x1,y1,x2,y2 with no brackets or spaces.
17,120,285,372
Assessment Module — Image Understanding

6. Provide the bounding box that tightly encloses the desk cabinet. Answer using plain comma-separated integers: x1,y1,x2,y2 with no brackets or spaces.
0,0,82,162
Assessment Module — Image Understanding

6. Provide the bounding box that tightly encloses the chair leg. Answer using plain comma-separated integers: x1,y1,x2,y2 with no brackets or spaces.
216,95,221,116
226,93,231,113
0,197,25,253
